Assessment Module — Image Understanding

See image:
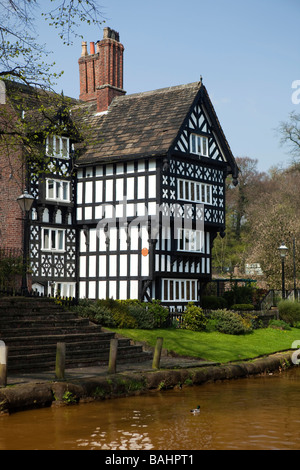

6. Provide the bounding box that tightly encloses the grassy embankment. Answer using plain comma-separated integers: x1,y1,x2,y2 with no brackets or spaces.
110,327,300,363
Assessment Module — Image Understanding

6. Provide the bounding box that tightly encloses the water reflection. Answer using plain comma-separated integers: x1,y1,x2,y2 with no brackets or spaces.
1,367,300,450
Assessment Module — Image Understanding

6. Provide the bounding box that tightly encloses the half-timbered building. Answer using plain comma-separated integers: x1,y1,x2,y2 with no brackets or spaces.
0,81,79,297
75,28,238,310
0,27,238,310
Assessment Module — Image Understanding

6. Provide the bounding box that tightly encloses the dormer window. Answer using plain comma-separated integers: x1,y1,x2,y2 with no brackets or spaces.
190,133,209,157
46,135,70,159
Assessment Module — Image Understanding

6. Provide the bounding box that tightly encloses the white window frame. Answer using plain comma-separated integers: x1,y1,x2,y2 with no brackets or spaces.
178,178,212,205
46,135,70,159
190,133,209,157
46,178,71,202
41,228,65,252
54,282,76,298
162,279,198,302
178,228,204,253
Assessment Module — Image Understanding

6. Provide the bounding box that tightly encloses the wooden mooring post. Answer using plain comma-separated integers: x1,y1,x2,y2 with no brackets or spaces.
0,341,8,387
55,342,66,380
152,337,163,369
108,338,118,374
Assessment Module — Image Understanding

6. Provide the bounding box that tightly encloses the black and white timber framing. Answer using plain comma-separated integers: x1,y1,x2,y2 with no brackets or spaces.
74,82,239,310
29,135,77,298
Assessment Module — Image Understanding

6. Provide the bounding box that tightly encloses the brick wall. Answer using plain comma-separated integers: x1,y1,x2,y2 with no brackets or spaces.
78,27,126,111
0,100,25,251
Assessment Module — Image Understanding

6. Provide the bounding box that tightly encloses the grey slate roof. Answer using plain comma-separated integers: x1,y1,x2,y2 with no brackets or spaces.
76,82,203,165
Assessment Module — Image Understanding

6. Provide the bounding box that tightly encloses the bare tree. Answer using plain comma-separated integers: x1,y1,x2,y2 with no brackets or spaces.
278,111,300,163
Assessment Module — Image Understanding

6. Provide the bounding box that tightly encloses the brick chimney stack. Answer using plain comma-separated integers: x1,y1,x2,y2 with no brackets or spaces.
78,27,126,112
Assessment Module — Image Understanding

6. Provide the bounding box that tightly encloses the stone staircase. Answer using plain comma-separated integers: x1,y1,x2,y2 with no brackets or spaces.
0,297,152,373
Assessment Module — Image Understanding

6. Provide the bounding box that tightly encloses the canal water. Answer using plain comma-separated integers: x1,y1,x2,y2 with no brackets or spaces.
1,366,300,450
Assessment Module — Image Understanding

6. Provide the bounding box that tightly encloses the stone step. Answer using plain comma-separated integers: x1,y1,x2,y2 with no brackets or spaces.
0,318,91,329
7,348,152,372
0,325,104,338
6,338,131,356
0,296,152,373
0,311,82,320
2,331,115,346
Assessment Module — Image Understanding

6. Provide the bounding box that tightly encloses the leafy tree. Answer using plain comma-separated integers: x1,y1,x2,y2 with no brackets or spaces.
212,157,266,274
0,0,104,88
0,1,102,186
245,168,300,290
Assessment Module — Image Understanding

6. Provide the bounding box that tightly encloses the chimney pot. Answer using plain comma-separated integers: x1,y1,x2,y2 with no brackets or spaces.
90,42,95,55
103,27,110,39
81,41,88,56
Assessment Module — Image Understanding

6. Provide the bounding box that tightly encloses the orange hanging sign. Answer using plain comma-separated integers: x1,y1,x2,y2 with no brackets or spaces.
141,248,149,257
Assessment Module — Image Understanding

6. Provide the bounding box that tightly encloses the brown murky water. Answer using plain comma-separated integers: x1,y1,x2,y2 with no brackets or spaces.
1,367,300,450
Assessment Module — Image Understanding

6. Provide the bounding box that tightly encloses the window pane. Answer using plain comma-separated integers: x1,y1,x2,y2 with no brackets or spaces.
206,185,211,204
202,137,208,156
181,282,185,300
55,137,60,156
191,182,195,201
51,230,56,249
191,134,196,153
197,136,201,154
43,229,49,249
62,138,68,157
48,180,54,199
186,281,190,300
58,231,64,250
175,281,180,300
191,281,196,300
196,183,200,202
164,280,168,301
170,281,174,300
185,182,189,200
56,181,61,199
201,185,205,202
62,182,69,200
179,180,184,199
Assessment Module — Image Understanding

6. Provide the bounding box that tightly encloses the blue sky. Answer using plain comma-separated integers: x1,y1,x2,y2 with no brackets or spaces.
36,0,300,173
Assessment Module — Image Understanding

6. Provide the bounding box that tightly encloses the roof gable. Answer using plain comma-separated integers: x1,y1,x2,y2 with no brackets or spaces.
76,82,202,165
171,85,238,178
76,81,238,179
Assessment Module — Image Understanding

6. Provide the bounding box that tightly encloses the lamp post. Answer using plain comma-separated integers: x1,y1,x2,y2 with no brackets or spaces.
278,242,288,300
17,190,35,295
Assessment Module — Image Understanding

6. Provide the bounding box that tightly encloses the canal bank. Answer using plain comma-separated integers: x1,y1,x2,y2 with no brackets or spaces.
0,350,295,415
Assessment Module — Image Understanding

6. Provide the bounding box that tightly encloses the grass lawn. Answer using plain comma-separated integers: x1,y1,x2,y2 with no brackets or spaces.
111,327,300,363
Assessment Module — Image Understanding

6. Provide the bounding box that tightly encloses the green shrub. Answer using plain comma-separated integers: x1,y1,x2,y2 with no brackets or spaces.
202,295,227,310
126,302,154,329
209,309,253,335
205,317,219,332
231,304,255,311
268,319,291,330
113,310,138,328
73,299,116,327
182,303,207,331
241,312,261,330
278,300,300,326
73,298,168,330
146,300,169,328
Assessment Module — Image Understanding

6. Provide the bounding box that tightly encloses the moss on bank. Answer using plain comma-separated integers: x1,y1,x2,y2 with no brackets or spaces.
0,351,295,415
